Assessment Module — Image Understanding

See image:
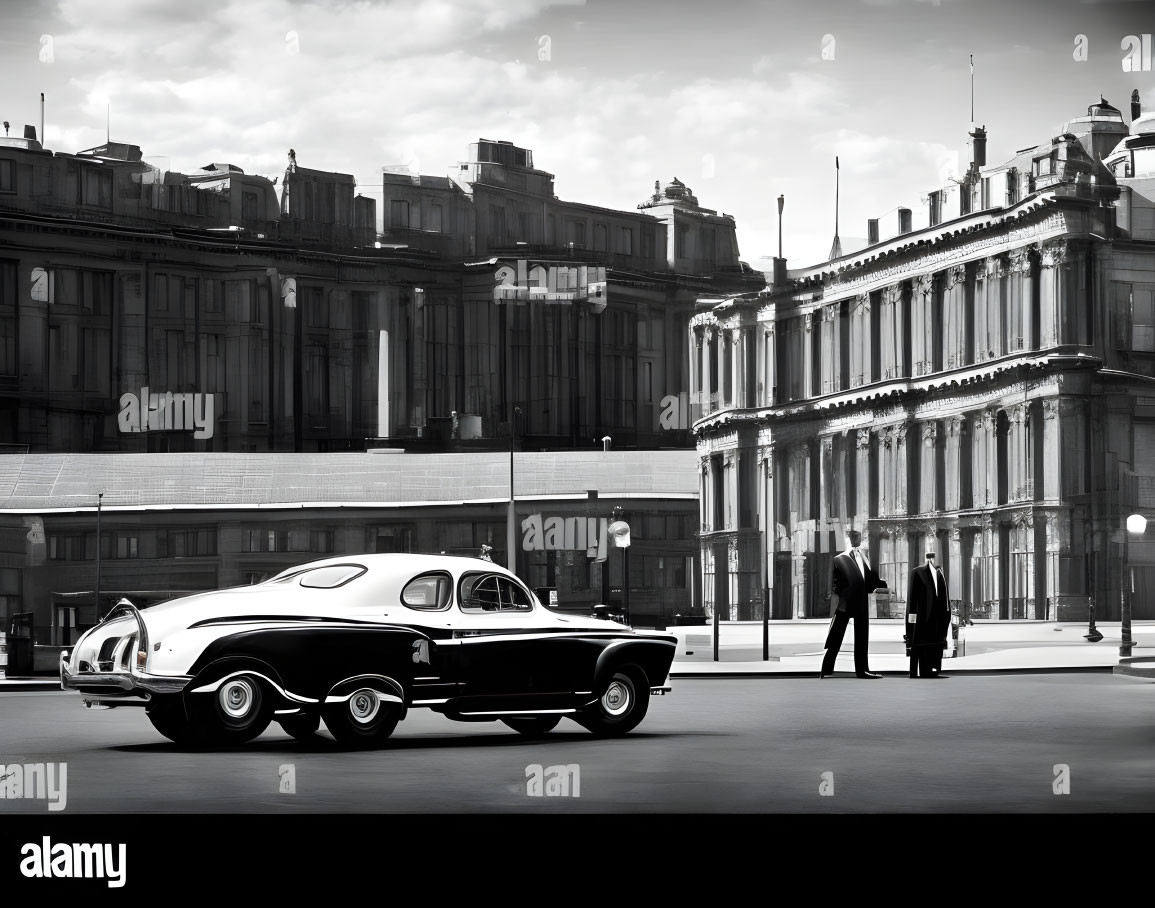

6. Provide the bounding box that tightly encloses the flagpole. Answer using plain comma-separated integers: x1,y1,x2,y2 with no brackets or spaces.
970,54,974,127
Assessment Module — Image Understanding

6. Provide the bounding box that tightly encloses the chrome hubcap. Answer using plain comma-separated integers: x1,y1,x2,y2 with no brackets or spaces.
219,678,257,719
349,688,380,724
602,680,631,717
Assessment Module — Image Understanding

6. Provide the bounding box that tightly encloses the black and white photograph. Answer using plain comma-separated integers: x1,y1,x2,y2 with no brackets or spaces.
2,0,1155,889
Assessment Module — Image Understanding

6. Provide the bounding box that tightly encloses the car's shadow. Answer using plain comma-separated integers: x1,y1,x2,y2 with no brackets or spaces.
109,728,710,755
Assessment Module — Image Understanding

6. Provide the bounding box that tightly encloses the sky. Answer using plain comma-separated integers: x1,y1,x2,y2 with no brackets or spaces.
1,0,1153,268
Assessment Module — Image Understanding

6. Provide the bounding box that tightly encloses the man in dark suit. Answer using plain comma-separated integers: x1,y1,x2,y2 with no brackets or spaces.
820,529,888,679
906,552,951,678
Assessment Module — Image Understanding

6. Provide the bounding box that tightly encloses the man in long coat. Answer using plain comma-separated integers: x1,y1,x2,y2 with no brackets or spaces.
906,552,951,678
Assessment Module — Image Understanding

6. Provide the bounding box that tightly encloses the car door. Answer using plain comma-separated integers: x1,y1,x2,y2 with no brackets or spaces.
450,571,596,708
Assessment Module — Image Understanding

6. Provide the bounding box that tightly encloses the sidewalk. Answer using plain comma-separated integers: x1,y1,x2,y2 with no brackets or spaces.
4,621,1155,688
665,619,1155,678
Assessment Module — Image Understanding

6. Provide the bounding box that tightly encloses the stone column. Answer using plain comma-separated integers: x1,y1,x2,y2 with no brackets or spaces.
700,459,711,533
973,411,997,509
851,293,869,387
689,325,701,418
723,451,736,531
1039,241,1069,349
1008,247,1032,353
879,426,894,517
819,435,835,530
1043,510,1065,619
764,324,776,406
702,326,714,415
1010,402,1028,502
911,273,934,376
944,264,967,370
974,258,993,361
981,513,998,617
920,421,938,514
856,428,872,521
879,285,897,379
1041,398,1060,500
894,423,910,516
731,328,744,409
1013,510,1036,618
948,526,963,601
802,313,815,400
826,303,841,395
944,416,963,512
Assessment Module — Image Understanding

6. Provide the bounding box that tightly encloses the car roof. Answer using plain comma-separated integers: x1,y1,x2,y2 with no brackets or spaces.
267,552,519,584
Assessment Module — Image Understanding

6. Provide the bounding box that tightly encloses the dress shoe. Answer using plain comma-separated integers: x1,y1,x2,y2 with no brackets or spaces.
856,672,883,679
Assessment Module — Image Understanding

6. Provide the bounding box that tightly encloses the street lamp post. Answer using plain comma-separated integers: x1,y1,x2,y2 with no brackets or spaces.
506,406,521,573
608,510,631,627
94,492,103,623
1123,513,1146,658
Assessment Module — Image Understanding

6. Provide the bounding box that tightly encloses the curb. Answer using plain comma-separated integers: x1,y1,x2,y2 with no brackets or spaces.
670,665,1116,679
0,680,62,692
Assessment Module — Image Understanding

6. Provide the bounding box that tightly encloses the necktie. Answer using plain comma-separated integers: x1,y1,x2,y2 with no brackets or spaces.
854,551,864,577
934,568,941,597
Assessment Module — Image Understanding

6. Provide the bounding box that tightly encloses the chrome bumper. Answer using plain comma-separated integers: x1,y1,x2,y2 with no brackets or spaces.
59,600,191,704
60,653,191,700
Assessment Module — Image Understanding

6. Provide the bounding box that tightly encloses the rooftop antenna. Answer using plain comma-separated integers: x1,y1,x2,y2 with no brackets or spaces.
828,157,842,261
970,54,974,128
107,103,109,143
40,92,44,147
777,194,784,259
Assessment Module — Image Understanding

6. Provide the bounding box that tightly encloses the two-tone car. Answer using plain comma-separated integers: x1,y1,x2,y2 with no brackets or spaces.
59,553,676,748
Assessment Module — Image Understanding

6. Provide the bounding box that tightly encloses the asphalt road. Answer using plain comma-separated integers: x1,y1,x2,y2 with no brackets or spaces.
2,674,1154,813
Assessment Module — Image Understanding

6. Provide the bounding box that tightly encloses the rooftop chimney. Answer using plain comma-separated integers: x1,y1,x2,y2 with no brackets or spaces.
970,124,987,170
898,208,912,235
867,218,879,245
23,125,36,141
1133,89,1142,122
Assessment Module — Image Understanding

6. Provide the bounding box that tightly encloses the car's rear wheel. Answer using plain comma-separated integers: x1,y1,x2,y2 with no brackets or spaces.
191,673,274,746
577,667,649,737
323,687,401,749
278,713,321,741
502,716,562,736
146,696,204,747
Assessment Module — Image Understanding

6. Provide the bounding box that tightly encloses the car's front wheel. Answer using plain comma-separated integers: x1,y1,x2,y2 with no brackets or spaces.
502,716,561,736
323,687,401,749
577,667,649,737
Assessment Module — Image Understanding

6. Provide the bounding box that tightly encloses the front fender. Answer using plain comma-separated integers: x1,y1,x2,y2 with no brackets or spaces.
591,636,677,692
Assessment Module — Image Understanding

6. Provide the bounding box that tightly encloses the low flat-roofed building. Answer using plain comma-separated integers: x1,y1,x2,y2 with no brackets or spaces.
0,449,701,642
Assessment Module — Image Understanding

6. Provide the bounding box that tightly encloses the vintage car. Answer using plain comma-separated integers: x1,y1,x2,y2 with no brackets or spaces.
59,553,676,748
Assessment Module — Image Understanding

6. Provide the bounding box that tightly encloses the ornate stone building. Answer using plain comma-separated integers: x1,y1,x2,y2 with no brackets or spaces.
692,97,1155,622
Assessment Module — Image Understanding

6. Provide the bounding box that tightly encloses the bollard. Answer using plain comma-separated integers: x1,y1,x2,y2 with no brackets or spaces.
1084,601,1103,643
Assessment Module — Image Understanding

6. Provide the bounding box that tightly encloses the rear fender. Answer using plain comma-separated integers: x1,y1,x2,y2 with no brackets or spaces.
186,656,302,710
325,674,408,720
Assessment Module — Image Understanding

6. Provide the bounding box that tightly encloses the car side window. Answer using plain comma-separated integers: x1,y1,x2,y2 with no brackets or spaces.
400,572,452,611
296,564,367,589
459,574,533,613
